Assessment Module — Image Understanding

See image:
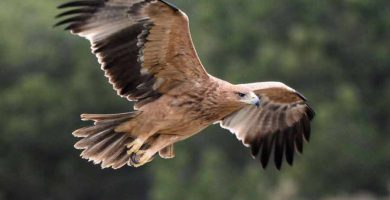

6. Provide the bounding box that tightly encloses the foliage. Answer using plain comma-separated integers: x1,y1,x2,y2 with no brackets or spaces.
0,0,389,199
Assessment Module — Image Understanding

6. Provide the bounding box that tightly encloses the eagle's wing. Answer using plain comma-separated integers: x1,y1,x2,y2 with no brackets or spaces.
219,82,315,170
55,0,208,108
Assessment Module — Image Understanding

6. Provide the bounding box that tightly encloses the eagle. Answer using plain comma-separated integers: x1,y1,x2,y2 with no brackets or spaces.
55,0,315,170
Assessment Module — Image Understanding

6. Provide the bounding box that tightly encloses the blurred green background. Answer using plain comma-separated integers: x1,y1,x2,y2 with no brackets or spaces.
1,0,389,199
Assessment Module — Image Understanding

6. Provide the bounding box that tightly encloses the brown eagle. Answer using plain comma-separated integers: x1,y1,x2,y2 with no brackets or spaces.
55,0,315,170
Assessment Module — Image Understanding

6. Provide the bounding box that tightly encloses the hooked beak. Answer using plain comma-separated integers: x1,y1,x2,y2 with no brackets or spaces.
249,92,261,108
254,100,260,108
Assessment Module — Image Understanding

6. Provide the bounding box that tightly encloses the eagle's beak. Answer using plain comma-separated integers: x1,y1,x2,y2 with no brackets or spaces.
249,92,260,108
254,100,260,108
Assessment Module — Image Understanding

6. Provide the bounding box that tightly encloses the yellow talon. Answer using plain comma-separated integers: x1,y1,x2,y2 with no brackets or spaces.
133,155,153,167
126,139,143,155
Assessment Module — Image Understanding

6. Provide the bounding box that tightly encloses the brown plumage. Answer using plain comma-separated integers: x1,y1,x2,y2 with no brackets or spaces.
56,0,315,170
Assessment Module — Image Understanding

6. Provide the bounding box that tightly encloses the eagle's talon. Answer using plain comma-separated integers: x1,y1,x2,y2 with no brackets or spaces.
126,139,144,155
130,151,154,168
130,151,144,163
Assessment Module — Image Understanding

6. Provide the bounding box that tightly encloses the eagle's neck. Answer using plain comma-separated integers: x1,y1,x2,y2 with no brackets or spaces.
196,76,246,121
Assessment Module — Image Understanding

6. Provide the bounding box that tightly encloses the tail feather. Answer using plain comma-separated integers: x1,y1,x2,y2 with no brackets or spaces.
75,128,114,149
72,111,140,169
103,138,133,169
79,132,118,159
72,123,113,138
81,112,139,121
112,152,130,169
93,117,133,125
101,136,133,169
95,134,126,161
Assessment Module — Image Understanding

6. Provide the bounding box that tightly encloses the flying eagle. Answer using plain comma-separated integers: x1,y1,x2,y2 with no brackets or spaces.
55,0,315,170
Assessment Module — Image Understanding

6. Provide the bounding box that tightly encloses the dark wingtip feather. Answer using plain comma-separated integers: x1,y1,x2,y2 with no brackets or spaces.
260,136,274,169
260,155,269,169
55,8,96,18
295,91,308,101
250,137,262,158
302,116,311,142
306,104,315,120
64,23,81,32
248,95,314,170
294,90,315,120
54,15,89,27
55,1,102,29
57,0,105,9
295,133,304,154
274,132,284,170
294,121,304,154
285,127,295,166
159,0,179,11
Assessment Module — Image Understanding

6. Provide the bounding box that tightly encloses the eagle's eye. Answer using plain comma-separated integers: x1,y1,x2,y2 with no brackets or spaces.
237,92,246,98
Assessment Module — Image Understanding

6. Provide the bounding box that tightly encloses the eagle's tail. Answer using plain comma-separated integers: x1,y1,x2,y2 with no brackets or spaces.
72,111,142,169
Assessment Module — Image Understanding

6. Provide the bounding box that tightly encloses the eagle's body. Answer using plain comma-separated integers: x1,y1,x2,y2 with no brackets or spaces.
56,0,315,170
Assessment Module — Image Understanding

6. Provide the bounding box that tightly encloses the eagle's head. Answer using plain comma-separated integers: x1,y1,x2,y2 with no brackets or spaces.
222,84,261,109
235,89,260,108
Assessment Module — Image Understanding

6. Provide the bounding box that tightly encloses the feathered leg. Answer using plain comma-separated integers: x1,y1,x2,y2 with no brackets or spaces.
130,134,180,167
159,144,175,159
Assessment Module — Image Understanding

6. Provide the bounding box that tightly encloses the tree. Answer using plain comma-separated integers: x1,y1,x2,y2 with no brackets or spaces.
0,0,389,199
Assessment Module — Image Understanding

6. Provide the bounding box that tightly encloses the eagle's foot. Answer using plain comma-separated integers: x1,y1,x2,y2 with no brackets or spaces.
129,151,154,167
126,139,144,155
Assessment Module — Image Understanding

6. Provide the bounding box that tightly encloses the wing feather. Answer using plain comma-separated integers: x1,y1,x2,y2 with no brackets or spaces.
55,0,208,108
220,82,315,170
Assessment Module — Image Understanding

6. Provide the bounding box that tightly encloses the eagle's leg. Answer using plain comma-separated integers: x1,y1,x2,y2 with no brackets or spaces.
126,139,145,155
159,144,175,159
126,137,154,155
131,134,180,167
125,126,158,155
128,135,157,167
